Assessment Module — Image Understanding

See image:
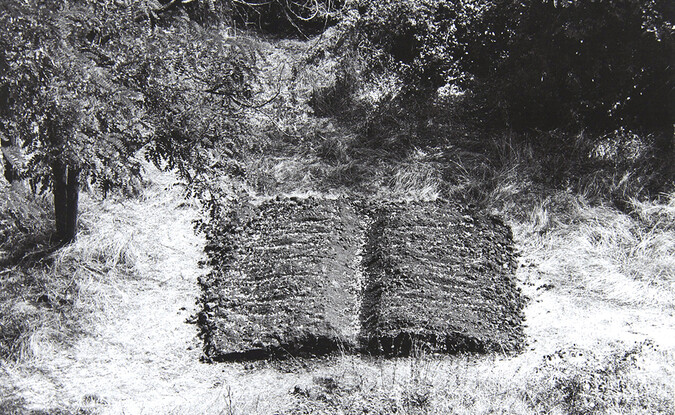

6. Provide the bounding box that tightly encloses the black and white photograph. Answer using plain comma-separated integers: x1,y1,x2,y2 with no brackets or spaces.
1,0,673,413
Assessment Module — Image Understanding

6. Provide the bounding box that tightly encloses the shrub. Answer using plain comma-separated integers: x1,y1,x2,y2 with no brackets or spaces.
0,185,53,264
529,342,674,414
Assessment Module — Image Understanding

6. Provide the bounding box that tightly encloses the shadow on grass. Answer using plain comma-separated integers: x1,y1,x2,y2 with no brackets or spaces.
1,384,100,415
0,238,67,269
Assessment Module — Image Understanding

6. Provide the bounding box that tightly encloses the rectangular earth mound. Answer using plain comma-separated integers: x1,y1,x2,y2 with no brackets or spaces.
199,198,525,360
199,197,365,361
361,200,525,355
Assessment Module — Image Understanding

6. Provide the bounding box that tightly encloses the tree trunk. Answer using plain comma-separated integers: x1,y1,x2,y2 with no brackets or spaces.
1,133,14,183
670,126,675,181
65,165,79,241
53,159,80,243
1,79,13,183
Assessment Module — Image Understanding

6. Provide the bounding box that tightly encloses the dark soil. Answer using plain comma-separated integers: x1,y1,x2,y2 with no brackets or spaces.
199,197,525,361
198,197,365,361
360,200,525,355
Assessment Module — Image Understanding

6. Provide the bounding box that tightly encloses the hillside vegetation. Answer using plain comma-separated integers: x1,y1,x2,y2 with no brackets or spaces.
1,0,674,414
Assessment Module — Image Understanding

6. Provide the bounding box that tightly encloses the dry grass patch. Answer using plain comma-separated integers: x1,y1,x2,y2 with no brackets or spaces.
0,184,53,265
0,185,146,414
0,183,127,363
0,190,143,361
285,340,674,415
515,191,675,308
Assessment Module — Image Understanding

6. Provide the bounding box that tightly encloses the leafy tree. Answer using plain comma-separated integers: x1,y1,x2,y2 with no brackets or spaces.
1,1,140,242
0,0,257,243
140,18,261,194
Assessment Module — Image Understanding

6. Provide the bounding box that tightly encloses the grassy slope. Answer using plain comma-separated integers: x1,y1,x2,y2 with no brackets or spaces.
1,164,308,414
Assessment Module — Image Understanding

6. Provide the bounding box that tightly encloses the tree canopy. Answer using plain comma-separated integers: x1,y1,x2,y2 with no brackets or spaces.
0,0,258,241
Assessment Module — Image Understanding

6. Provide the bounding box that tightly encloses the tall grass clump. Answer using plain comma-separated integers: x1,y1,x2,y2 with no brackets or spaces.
0,184,55,361
0,185,53,265
0,189,140,362
514,190,675,307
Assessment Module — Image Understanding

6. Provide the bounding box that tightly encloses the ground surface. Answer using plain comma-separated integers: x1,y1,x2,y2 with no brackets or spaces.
1,166,673,414
1,167,306,414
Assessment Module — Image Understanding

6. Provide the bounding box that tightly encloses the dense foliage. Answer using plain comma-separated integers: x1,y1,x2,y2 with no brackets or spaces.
356,0,491,91
229,0,348,36
355,0,673,134
134,20,259,185
1,1,145,194
483,0,674,132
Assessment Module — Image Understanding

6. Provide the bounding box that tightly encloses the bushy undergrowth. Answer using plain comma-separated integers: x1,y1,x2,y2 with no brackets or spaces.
229,0,349,36
529,341,674,415
245,18,671,208
0,185,53,265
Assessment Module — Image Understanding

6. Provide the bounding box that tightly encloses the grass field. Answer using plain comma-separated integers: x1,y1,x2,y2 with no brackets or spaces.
1,156,673,414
